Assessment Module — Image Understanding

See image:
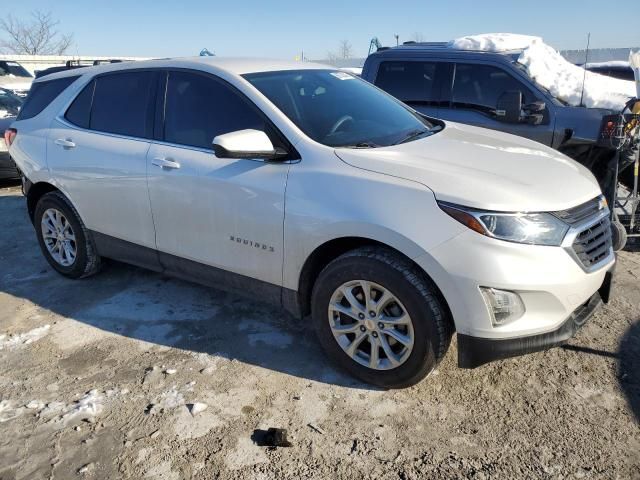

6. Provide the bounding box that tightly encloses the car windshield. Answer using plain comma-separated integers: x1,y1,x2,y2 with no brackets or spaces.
0,61,32,78
243,69,437,148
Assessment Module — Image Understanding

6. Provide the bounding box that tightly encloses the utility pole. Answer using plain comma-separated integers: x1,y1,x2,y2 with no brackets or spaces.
394,34,399,46
579,33,591,107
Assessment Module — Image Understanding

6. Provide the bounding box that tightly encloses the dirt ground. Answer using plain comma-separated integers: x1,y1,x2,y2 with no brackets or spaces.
0,181,638,480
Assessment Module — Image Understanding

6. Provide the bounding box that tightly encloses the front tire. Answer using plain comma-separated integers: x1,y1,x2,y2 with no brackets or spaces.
311,247,452,388
34,191,101,279
611,214,627,252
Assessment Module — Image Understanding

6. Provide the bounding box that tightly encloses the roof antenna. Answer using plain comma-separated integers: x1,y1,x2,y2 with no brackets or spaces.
579,32,590,107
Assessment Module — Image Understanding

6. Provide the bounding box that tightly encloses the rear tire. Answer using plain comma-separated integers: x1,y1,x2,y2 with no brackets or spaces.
311,247,452,389
34,191,101,279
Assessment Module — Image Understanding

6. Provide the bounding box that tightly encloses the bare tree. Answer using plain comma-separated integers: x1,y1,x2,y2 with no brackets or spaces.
410,32,425,43
338,40,353,59
0,11,73,55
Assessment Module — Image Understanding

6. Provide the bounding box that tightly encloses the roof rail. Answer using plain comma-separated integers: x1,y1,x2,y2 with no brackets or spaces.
401,41,449,47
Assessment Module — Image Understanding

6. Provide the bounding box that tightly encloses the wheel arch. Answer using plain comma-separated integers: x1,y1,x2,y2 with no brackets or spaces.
26,181,61,222
291,236,454,329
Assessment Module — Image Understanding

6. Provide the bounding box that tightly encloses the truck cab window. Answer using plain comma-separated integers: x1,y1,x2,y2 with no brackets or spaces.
375,61,438,105
452,63,534,114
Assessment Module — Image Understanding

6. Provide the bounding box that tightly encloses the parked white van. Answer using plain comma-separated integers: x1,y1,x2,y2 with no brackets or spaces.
7,58,614,387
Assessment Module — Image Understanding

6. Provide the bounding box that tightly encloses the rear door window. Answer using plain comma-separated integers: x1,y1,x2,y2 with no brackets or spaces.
89,71,156,138
17,76,79,120
451,63,534,114
163,70,266,149
374,61,439,105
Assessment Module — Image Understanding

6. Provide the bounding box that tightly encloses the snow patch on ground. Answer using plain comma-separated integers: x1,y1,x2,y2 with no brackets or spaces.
450,33,636,110
0,399,25,423
40,388,128,424
0,388,128,425
0,325,50,350
155,387,185,410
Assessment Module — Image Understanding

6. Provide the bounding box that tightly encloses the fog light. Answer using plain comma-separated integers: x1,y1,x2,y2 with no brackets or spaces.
480,287,525,326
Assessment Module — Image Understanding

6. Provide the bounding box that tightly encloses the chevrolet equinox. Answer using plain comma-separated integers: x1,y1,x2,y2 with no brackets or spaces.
7,58,615,388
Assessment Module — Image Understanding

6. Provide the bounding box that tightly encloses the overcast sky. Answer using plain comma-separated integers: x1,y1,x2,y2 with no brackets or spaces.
4,0,639,59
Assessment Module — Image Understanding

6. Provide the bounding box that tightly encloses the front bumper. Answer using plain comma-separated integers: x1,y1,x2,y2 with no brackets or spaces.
457,267,613,368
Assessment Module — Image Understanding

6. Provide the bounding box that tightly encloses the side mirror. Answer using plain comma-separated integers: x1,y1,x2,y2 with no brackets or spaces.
523,101,546,125
495,90,523,123
212,129,287,160
523,101,546,113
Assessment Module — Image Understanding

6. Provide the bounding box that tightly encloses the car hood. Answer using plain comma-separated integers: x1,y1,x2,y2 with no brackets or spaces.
334,121,602,212
0,76,33,90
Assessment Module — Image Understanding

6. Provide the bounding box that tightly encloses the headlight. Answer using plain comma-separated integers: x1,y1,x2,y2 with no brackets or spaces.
438,202,570,246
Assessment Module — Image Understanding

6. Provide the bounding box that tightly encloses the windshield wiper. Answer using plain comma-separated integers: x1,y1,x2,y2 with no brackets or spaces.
394,129,430,145
341,141,380,149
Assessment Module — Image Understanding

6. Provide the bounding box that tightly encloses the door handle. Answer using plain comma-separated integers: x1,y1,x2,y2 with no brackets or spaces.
54,138,76,149
151,157,181,170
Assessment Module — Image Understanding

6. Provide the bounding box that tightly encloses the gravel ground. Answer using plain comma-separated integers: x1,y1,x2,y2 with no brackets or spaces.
0,181,638,480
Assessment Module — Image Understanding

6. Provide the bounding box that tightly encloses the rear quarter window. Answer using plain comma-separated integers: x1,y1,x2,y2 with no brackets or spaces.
65,80,95,129
17,76,80,120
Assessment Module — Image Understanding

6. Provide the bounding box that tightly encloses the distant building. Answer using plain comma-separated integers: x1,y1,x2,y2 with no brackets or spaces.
0,54,149,76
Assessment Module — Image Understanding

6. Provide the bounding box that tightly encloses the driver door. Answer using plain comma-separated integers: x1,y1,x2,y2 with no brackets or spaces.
437,62,555,146
147,70,290,286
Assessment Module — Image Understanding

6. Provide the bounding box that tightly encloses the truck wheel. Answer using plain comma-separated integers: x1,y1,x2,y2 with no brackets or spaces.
311,247,452,388
611,214,627,251
34,191,101,279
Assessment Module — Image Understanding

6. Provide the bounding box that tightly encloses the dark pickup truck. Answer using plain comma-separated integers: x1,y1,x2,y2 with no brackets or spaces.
361,43,635,190
362,43,639,247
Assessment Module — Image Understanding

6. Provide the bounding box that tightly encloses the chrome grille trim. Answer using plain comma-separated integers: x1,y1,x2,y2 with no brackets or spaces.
560,207,614,273
553,196,605,226
572,218,612,268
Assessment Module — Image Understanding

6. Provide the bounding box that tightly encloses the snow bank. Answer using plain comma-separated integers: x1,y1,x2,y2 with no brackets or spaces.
450,33,636,110
450,33,542,52
0,325,50,350
630,51,640,97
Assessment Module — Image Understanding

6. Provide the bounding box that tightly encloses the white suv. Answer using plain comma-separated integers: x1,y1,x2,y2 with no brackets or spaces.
7,58,615,388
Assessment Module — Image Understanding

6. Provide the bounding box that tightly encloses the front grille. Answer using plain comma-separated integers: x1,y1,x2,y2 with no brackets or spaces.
553,196,604,226
572,217,612,269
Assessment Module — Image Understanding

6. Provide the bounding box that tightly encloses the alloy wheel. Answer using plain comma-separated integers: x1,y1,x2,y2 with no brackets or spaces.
327,280,414,370
41,208,77,267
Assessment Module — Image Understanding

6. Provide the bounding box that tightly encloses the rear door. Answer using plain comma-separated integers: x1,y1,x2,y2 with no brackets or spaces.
373,60,446,118
47,70,159,250
437,62,555,145
146,69,290,286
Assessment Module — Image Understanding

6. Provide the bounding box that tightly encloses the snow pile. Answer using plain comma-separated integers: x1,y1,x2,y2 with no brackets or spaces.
630,51,640,97
450,33,541,52
450,33,636,110
0,325,50,350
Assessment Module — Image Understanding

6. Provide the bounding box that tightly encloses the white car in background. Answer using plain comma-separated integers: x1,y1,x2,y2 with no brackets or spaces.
0,60,34,97
7,58,615,388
